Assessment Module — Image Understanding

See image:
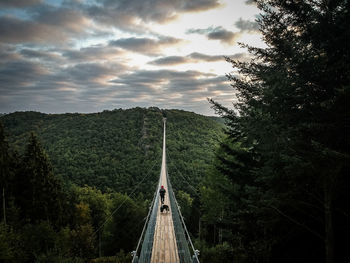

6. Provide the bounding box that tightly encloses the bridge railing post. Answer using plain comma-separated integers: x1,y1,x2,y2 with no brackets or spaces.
192,250,200,263
131,251,138,263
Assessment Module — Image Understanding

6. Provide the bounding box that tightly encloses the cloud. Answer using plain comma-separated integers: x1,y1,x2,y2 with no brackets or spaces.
186,27,213,35
0,60,48,90
189,52,224,62
0,10,92,45
0,4,97,45
0,57,131,114
229,52,253,62
20,49,62,61
0,16,63,44
0,60,233,115
62,45,124,62
59,62,128,84
150,56,190,65
207,27,240,45
0,0,249,116
245,0,256,5
86,0,221,30
0,45,22,61
0,0,42,8
109,37,183,56
187,26,240,45
111,69,223,93
149,52,224,65
235,18,259,33
99,69,233,115
33,6,91,34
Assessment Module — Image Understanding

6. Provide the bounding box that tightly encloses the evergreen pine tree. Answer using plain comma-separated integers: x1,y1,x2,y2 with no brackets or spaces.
15,133,64,227
209,1,350,262
0,123,10,225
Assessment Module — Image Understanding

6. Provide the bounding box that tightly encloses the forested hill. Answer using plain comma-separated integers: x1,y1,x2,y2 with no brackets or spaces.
1,107,225,195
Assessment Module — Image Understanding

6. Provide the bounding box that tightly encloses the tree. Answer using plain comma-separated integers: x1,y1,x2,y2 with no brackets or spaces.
0,222,24,263
209,1,350,262
102,193,146,256
0,123,10,225
0,123,22,228
14,133,65,227
71,186,109,230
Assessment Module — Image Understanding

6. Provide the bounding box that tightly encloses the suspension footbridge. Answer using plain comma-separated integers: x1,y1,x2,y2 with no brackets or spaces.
132,118,200,263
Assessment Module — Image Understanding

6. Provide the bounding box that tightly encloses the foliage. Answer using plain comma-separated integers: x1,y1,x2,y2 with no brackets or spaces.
21,221,58,261
102,192,146,255
91,250,132,263
176,190,193,221
14,133,65,227
1,108,224,198
71,186,110,229
164,109,224,193
35,252,85,263
69,223,95,259
195,240,233,263
203,0,350,262
0,125,163,262
0,123,10,189
0,107,224,262
0,222,24,263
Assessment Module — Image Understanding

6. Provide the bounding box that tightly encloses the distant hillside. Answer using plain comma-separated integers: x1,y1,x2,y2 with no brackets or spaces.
1,108,225,196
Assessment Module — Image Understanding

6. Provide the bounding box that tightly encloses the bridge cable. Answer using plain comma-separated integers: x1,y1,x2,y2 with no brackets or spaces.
131,177,159,262
166,151,203,223
93,158,159,236
167,169,200,262
166,153,201,262
166,151,200,198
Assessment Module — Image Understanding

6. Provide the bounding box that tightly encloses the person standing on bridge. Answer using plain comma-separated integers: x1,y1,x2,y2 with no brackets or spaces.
159,185,166,204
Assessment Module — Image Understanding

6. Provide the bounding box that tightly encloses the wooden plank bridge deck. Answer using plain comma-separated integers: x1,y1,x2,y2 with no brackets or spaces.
150,119,180,263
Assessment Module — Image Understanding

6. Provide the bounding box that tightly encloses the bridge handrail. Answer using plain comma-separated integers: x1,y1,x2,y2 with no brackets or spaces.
132,179,159,263
167,171,200,263
172,188,200,262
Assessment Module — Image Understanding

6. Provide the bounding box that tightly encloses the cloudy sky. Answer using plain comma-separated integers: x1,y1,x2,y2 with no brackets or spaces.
0,0,263,116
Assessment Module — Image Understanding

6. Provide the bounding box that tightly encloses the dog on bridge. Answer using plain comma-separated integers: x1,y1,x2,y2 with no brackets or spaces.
160,204,169,213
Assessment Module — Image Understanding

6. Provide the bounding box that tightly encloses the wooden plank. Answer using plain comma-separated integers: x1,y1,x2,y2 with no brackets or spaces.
150,119,179,263
150,159,179,262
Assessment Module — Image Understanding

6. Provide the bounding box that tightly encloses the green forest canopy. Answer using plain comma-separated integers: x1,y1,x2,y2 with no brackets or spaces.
0,107,225,262
1,107,225,196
